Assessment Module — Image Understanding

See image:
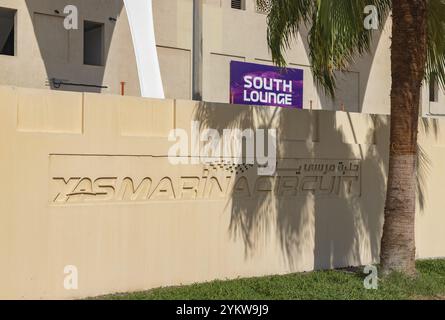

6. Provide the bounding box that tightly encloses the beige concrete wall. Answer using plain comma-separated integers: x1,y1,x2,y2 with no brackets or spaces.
416,119,445,258
0,85,444,299
0,0,140,96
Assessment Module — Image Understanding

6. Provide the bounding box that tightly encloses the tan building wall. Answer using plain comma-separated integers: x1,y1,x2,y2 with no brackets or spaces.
0,85,444,299
153,0,445,116
153,0,394,113
0,0,140,96
1,0,443,116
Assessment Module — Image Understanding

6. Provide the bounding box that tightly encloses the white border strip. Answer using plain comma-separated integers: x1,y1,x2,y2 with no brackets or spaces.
124,0,165,98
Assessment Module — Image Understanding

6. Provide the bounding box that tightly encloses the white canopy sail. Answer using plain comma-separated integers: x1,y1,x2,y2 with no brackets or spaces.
123,0,164,98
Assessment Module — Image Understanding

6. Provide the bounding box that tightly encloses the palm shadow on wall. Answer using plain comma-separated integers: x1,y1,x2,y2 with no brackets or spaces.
24,0,124,93
418,118,440,212
194,100,389,271
298,17,389,113
192,17,394,270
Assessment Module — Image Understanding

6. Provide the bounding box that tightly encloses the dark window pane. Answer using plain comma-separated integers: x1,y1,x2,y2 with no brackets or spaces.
0,7,16,56
84,21,104,66
231,0,244,10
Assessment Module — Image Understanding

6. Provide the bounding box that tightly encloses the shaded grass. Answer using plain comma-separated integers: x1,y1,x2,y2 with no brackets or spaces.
97,259,445,300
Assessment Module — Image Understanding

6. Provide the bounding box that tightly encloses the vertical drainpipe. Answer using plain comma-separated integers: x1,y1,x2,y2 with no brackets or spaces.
192,0,203,101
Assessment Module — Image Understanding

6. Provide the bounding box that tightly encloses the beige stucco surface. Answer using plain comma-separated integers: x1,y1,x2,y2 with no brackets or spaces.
0,85,444,299
1,0,442,116
0,0,140,96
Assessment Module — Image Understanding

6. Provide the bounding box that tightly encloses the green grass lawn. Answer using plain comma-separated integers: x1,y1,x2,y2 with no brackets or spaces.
98,259,445,300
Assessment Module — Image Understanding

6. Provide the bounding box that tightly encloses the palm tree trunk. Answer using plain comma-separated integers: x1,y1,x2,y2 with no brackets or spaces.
380,0,428,276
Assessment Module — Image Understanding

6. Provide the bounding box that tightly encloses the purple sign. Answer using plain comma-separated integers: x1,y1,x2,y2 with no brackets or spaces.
230,61,303,109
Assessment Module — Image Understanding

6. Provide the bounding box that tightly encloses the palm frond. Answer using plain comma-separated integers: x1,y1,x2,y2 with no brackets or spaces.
262,0,391,97
309,0,391,96
426,0,445,90
265,0,315,67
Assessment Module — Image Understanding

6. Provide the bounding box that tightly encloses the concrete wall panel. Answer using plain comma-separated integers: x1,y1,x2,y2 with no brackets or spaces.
0,86,444,299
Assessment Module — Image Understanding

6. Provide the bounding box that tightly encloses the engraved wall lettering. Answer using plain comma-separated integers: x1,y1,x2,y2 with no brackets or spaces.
150,178,175,201
255,176,273,194
50,157,361,205
180,177,200,200
53,178,80,203
68,178,94,202
116,177,152,201
93,178,117,201
233,176,251,198
277,176,299,197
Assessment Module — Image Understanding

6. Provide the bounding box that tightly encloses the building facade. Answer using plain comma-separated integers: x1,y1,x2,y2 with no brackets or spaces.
0,0,443,116
153,0,444,116
0,0,141,96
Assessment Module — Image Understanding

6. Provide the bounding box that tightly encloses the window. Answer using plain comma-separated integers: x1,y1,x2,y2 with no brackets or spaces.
83,21,104,66
430,77,439,103
231,0,245,10
0,7,16,56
